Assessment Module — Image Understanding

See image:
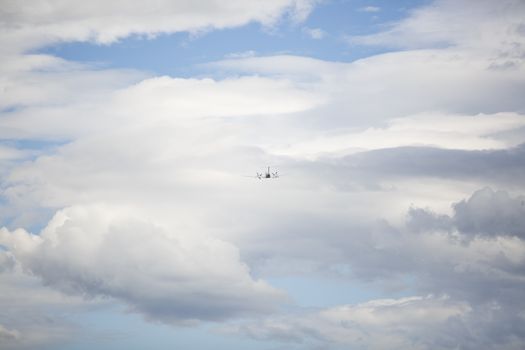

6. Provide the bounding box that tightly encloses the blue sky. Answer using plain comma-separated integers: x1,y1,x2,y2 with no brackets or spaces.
1,1,525,349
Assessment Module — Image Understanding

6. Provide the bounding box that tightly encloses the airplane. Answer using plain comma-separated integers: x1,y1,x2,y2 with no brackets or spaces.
249,166,279,179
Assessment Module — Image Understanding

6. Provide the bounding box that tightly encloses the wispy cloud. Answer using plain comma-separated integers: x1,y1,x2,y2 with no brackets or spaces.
358,6,381,13
302,26,326,39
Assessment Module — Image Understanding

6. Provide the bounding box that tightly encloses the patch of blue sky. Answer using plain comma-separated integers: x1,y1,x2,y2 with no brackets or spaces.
2,138,67,152
38,0,431,77
269,274,416,309
0,203,55,234
1,106,19,114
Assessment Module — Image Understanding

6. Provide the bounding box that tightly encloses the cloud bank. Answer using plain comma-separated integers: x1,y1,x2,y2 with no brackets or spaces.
1,0,525,349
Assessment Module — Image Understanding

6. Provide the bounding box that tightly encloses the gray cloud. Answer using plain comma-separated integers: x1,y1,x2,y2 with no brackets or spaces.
355,144,525,181
222,187,525,349
0,261,89,350
232,185,525,303
453,187,525,237
0,325,20,341
407,187,525,238
228,296,525,350
312,143,525,189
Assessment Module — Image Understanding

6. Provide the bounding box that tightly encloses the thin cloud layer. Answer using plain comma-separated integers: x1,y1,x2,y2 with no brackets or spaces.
351,0,525,58
228,294,525,350
226,296,472,350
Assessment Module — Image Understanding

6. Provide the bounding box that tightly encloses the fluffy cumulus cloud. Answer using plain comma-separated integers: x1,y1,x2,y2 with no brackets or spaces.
0,205,285,324
1,0,525,349
453,188,525,237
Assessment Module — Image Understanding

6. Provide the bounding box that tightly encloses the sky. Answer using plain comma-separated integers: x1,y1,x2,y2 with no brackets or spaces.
1,0,525,349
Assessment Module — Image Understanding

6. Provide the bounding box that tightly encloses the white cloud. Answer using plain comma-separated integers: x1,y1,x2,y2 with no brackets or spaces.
358,6,381,13
269,112,525,158
111,76,323,120
212,46,525,119
351,0,525,64
0,204,286,323
0,53,146,139
0,0,319,52
0,71,322,141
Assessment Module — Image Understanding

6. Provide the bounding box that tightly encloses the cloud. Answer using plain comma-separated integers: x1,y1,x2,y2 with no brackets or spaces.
229,186,525,302
350,0,525,71
0,259,91,350
0,53,146,140
220,187,525,349
0,325,20,341
0,72,322,141
335,143,525,188
209,50,525,130
0,0,319,52
227,295,525,350
224,50,258,59
269,112,525,158
302,27,326,39
0,205,285,324
358,6,381,13
225,296,474,350
408,187,525,239
112,76,323,120
454,188,525,237
250,143,525,197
